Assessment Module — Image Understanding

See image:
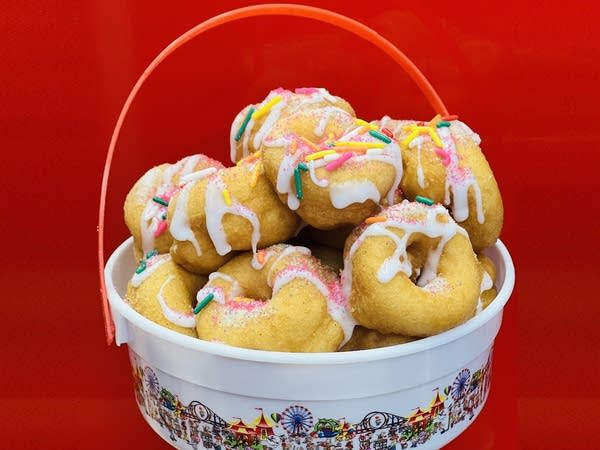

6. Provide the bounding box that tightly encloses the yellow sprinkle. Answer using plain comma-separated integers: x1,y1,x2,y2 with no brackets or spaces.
427,128,443,147
334,141,385,149
305,150,336,161
354,118,377,130
401,130,420,148
250,162,262,187
222,189,232,206
252,95,282,120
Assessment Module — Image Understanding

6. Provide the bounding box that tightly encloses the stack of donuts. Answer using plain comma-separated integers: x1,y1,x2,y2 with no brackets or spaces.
123,87,502,353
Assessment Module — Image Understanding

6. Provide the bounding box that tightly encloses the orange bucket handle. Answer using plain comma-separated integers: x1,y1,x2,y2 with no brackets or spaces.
98,3,450,343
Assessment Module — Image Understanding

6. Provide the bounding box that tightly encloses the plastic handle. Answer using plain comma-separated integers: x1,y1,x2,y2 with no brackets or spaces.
98,3,450,344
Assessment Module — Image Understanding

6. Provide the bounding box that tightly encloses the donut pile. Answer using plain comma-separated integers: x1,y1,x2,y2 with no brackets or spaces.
123,87,502,352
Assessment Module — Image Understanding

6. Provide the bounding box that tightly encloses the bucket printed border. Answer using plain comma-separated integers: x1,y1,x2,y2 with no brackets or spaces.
131,353,492,449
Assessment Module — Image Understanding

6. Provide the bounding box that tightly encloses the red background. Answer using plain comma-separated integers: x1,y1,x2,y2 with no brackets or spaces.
2,1,599,448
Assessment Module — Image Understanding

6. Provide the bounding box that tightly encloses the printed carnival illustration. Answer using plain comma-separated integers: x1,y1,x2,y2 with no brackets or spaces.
132,354,492,449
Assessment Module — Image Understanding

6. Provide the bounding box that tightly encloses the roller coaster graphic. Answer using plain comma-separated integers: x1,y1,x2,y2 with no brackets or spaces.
131,353,492,449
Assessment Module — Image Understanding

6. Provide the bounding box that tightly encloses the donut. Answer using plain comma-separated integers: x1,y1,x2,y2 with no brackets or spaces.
229,87,355,163
194,245,355,352
340,326,416,351
124,154,224,259
477,254,497,312
168,158,300,274
342,200,481,337
262,113,403,229
376,116,503,251
126,252,205,337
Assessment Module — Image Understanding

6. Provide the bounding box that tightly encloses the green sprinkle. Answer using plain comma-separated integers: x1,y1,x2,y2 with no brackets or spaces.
135,260,147,274
194,293,214,314
369,129,392,144
152,196,169,207
145,249,158,259
234,107,255,142
415,195,434,206
294,167,303,200
297,163,309,172
436,121,451,128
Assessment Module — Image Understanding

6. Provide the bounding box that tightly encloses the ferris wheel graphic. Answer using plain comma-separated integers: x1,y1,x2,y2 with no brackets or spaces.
143,367,160,397
281,405,314,435
451,368,471,401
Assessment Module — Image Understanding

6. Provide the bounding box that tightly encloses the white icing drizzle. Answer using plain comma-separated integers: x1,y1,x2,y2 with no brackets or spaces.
179,167,217,185
156,275,196,328
130,254,170,287
476,271,494,314
169,180,202,256
275,150,302,210
265,246,312,284
308,160,328,187
313,106,340,137
197,272,242,305
252,97,287,150
329,181,381,208
271,268,355,345
229,109,246,163
204,175,261,256
438,127,485,223
342,201,467,300
139,155,203,253
410,136,426,188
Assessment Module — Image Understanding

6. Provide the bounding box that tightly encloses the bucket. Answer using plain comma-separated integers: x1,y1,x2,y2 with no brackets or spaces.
99,5,515,449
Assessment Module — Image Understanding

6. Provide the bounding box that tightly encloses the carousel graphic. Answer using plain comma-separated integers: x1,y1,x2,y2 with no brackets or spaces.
132,354,493,449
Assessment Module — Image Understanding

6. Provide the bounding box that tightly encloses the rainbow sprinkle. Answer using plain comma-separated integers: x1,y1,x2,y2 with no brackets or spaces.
365,216,387,224
415,195,434,206
306,150,336,161
436,121,451,128
354,118,377,130
252,95,282,120
257,250,266,264
222,189,232,206
297,163,309,172
154,221,168,237
335,141,385,149
145,249,158,259
381,127,394,138
194,293,214,314
234,107,255,142
294,167,303,200
152,196,168,207
369,129,392,144
402,125,442,148
325,152,352,171
135,260,147,274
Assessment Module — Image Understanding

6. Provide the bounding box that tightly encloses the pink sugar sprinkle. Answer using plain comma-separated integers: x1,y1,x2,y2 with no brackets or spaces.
273,87,287,94
435,148,451,166
154,220,168,237
224,300,265,311
325,152,353,171
295,87,319,95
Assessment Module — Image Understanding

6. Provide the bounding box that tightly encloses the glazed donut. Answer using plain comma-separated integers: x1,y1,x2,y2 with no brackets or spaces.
194,245,355,352
126,252,205,337
229,87,355,163
477,254,497,312
340,326,416,351
168,160,300,274
342,200,481,337
124,154,224,259
262,113,403,229
376,116,503,251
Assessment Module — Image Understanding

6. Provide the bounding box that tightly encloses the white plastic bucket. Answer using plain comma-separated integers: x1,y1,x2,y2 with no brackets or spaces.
105,237,514,450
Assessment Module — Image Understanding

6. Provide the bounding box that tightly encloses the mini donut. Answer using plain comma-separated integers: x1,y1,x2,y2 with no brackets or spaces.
126,252,206,337
194,244,355,352
168,160,300,274
124,154,224,259
342,200,481,337
262,114,403,229
340,326,416,351
229,87,355,163
376,116,503,251
477,254,497,312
